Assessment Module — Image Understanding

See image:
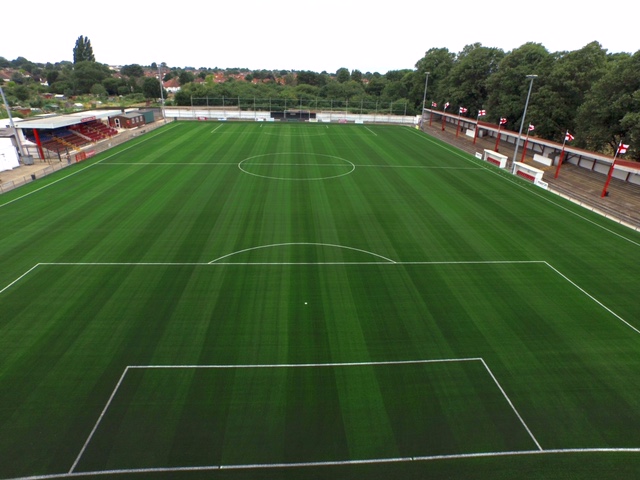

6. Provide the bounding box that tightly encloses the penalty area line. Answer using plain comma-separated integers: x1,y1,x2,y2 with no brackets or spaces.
544,261,640,335
479,358,542,451
0,264,41,295
69,367,131,474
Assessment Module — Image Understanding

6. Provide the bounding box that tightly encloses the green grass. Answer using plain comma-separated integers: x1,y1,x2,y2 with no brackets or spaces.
1,122,640,479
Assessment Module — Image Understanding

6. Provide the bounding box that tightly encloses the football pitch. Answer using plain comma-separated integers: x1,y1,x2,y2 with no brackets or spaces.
1,122,640,479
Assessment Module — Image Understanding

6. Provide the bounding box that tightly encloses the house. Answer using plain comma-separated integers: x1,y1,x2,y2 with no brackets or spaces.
108,111,146,129
0,69,12,82
163,78,181,93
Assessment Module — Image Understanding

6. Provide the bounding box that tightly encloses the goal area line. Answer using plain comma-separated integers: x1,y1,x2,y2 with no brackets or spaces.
69,358,539,475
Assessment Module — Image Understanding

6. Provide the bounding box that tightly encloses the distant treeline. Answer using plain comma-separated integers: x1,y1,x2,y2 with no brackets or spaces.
2,41,639,158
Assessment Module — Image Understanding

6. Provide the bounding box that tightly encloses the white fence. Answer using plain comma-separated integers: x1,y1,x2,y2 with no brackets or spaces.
163,107,418,125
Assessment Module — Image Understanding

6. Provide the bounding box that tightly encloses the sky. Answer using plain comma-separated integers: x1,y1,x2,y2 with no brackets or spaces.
3,0,638,74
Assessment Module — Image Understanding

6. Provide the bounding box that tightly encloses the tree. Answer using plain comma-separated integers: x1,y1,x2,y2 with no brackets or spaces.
365,74,386,97
533,42,608,142
120,64,145,78
10,57,30,68
10,72,26,84
414,48,456,106
90,83,108,97
336,68,350,83
46,70,60,85
576,51,640,155
439,44,504,115
485,43,553,129
178,70,195,85
382,77,408,100
72,61,111,94
102,77,122,96
142,76,164,99
14,84,31,102
73,36,95,63
297,70,326,87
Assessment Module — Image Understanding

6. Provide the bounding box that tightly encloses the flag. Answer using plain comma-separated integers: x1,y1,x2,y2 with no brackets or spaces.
444,102,450,110
478,109,486,116
528,124,535,131
565,131,574,142
499,117,507,125
618,143,630,154
459,107,468,113
431,102,437,108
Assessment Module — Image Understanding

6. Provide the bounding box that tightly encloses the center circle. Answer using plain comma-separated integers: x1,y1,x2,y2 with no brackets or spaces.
238,153,355,181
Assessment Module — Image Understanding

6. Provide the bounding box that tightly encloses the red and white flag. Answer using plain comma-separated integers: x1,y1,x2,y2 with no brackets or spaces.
618,143,630,154
565,131,574,142
478,109,486,116
444,102,450,110
499,117,507,125
528,124,535,131
459,107,468,114
431,102,437,108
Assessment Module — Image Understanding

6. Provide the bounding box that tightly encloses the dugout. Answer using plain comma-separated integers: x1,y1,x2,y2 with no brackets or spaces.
270,110,316,121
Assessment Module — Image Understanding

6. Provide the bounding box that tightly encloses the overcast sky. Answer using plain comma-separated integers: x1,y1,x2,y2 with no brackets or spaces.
4,0,638,73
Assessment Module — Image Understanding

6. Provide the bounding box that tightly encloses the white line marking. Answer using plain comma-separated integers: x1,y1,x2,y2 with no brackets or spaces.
238,153,355,181
211,124,224,134
0,260,544,295
0,264,41,295
261,131,326,137
479,358,542,450
71,357,540,476
69,367,131,473
10,448,640,480
71,359,476,475
544,261,640,335
37,260,543,266
130,358,480,369
358,164,481,169
99,162,238,166
365,126,377,136
207,242,398,264
100,162,480,170
0,124,178,209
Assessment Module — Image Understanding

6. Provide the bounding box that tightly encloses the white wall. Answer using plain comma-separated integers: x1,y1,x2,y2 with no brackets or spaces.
163,108,417,124
0,138,20,172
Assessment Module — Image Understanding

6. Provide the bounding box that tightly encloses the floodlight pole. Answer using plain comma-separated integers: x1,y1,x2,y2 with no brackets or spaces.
421,72,430,111
157,63,166,122
0,85,26,158
421,72,430,127
512,74,537,172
